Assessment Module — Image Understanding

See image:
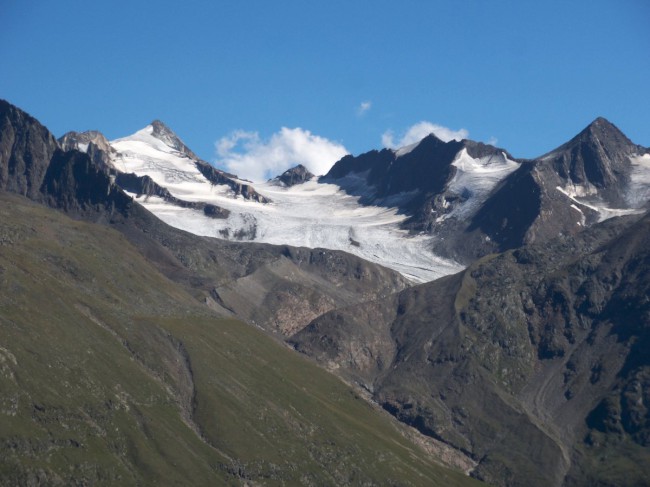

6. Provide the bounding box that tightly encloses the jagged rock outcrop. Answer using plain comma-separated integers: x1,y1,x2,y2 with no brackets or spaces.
461,119,649,259
194,159,271,203
274,164,315,186
539,117,644,208
40,149,132,216
0,99,59,199
324,134,514,205
58,130,115,170
115,172,229,219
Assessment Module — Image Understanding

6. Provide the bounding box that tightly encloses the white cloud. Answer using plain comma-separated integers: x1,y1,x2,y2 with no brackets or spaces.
382,121,469,149
215,127,348,182
487,136,499,146
357,101,372,116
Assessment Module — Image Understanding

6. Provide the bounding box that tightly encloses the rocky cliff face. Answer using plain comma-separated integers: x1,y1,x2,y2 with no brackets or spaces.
0,99,59,199
150,119,199,160
40,148,132,216
291,212,650,487
115,172,230,219
59,129,115,170
539,117,643,207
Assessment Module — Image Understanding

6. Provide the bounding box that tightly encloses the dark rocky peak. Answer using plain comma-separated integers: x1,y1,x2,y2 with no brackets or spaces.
324,133,510,205
555,117,640,161
323,135,456,198
0,99,59,199
394,133,511,160
150,119,198,160
274,164,315,186
536,117,642,206
381,135,463,197
581,116,634,144
59,130,115,170
59,130,111,153
462,138,515,160
393,132,447,154
323,148,394,180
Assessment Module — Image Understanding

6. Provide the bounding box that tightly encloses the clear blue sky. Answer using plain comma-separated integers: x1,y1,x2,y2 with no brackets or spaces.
1,0,648,178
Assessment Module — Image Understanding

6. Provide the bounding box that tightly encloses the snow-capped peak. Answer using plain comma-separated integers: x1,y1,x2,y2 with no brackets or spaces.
149,120,199,159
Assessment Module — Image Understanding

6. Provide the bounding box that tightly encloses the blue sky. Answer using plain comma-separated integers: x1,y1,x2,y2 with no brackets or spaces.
1,0,648,180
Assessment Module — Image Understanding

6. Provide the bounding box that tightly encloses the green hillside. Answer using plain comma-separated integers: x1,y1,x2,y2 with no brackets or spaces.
0,192,479,486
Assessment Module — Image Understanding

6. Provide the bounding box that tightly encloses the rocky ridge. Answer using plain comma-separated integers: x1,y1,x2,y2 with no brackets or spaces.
322,118,649,265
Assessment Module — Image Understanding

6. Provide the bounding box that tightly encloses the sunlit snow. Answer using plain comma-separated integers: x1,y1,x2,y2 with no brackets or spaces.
443,148,520,219
555,186,642,222
110,127,463,283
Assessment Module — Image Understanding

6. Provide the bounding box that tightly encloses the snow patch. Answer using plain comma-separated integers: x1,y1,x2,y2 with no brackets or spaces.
557,181,599,199
556,186,642,222
570,204,586,226
442,149,520,219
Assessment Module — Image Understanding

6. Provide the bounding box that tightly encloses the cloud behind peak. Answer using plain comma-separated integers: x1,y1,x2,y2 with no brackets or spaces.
215,127,348,182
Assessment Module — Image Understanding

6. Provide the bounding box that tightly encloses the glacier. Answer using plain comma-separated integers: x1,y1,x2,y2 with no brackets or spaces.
110,125,463,283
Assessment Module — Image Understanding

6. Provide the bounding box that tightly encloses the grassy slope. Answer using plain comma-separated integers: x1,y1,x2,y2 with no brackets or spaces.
0,193,479,486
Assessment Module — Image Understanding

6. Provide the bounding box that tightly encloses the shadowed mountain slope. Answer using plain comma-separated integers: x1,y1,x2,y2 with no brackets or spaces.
291,212,650,486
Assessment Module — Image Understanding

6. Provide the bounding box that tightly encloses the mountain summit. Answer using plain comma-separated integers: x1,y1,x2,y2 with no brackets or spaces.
149,119,199,160
538,117,643,207
274,163,315,186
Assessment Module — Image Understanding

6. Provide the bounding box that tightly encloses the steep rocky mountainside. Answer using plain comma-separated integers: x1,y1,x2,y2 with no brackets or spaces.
459,118,648,260
291,212,650,487
324,119,649,264
540,117,645,208
324,136,513,202
0,192,476,486
0,99,59,199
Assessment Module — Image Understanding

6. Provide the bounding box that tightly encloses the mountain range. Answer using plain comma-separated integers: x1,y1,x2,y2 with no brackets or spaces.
1,97,648,486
